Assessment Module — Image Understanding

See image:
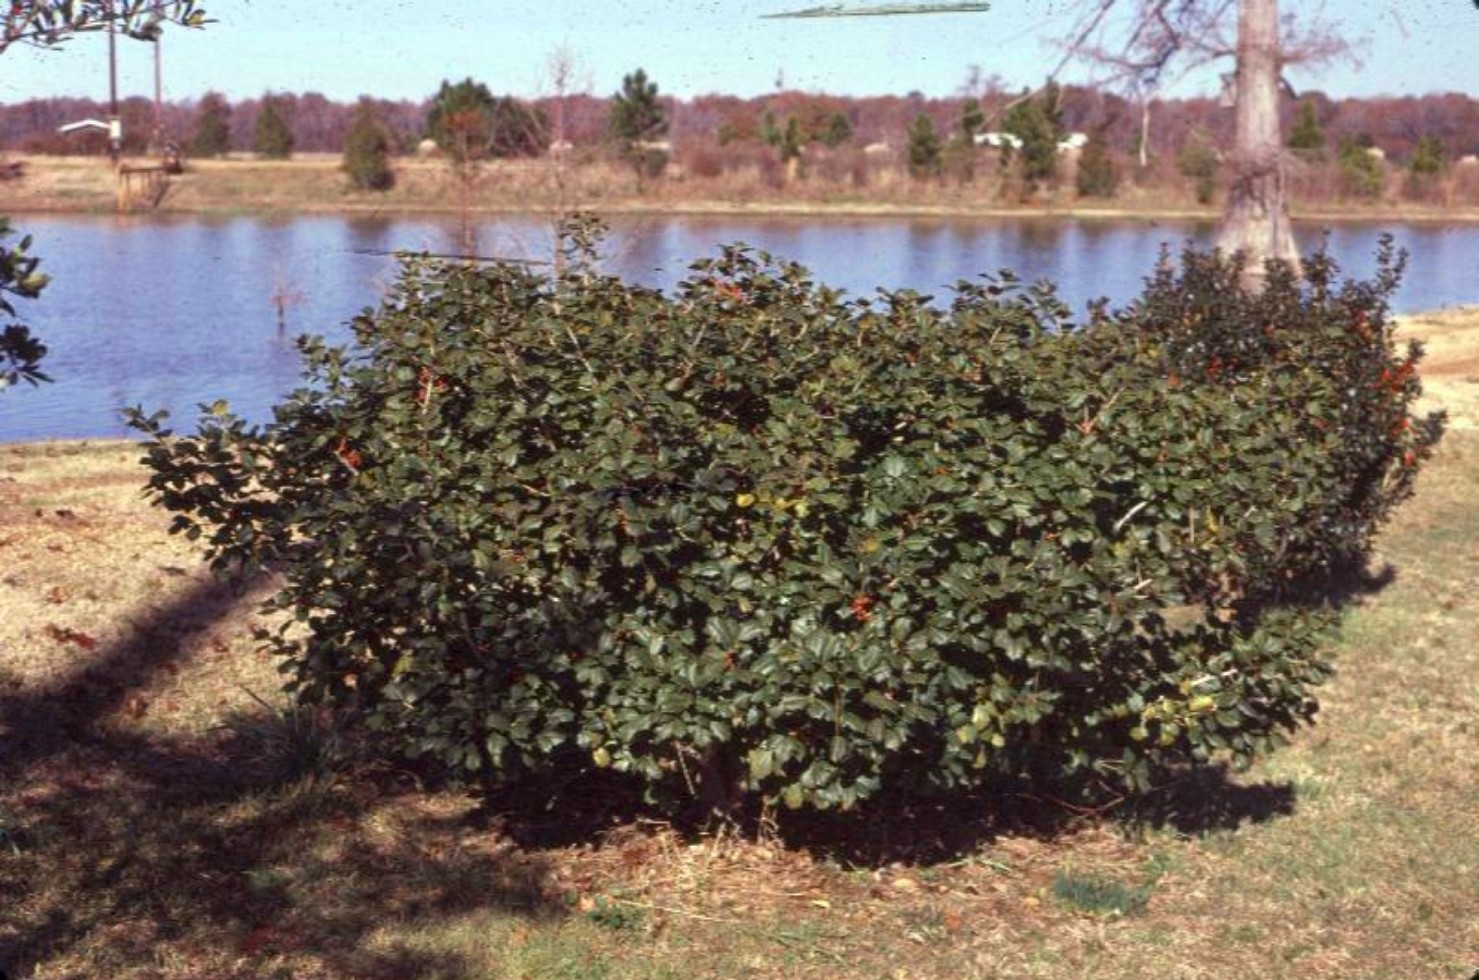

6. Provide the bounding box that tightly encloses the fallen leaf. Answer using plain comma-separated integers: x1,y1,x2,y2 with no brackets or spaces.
44,624,98,650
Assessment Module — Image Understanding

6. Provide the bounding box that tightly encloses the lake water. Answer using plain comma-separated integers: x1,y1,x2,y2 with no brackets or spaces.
4,212,1477,442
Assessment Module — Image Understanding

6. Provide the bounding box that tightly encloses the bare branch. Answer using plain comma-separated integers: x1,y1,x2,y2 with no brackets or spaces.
1062,0,1355,95
1063,0,1237,92
1280,6,1362,70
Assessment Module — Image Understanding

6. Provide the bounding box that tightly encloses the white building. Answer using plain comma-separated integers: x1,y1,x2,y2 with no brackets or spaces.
973,131,1023,150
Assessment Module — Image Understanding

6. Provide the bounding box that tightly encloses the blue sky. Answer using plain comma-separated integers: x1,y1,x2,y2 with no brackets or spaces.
6,1,1477,106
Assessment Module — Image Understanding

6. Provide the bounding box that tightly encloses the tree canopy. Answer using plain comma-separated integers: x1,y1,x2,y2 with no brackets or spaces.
190,91,231,157
343,99,396,191
253,95,295,159
0,0,207,54
426,78,496,164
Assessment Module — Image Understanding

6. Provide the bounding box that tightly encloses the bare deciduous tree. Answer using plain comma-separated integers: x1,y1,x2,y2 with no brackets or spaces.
770,0,1354,286
1064,1,1338,282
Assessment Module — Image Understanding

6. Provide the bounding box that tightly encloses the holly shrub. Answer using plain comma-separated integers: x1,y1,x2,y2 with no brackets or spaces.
127,224,1442,812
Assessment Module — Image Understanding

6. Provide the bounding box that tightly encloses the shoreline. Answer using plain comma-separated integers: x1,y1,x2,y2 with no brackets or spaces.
7,198,1479,226
5,155,1479,224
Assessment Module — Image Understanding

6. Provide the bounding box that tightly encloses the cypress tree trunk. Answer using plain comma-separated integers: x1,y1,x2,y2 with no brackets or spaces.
1216,0,1300,286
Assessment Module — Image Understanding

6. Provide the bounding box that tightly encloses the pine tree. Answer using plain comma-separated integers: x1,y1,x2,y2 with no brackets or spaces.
190,91,231,158
1337,137,1383,200
944,98,984,183
819,111,852,148
426,78,495,164
1409,135,1444,177
1288,99,1325,159
1002,84,1064,187
906,113,942,180
1177,134,1221,204
762,110,806,181
608,68,669,187
489,97,550,158
342,99,396,192
253,95,295,159
958,98,985,142
1405,134,1445,201
1075,131,1119,198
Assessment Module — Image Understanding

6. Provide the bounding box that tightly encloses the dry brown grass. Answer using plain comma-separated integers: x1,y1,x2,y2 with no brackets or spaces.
1399,306,1479,430
0,312,1476,978
8,153,1479,223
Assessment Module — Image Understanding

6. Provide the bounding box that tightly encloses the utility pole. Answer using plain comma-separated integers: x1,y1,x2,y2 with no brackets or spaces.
106,0,121,161
151,35,164,154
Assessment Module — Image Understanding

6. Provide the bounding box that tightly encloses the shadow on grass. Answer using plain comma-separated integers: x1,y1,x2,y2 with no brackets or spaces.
1116,764,1297,835
0,562,1305,976
0,575,564,980
470,753,1298,869
766,765,1296,868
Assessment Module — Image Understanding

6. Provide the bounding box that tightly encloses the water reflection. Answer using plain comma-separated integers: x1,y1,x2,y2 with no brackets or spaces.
4,213,1475,442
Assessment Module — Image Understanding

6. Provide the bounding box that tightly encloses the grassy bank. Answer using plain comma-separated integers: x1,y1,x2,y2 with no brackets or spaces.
6,153,1479,223
0,311,1476,978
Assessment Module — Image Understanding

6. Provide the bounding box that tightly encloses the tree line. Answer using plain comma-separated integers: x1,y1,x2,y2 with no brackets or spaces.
5,82,1476,172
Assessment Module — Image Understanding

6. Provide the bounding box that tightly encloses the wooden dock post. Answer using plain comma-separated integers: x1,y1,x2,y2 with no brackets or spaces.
116,164,171,211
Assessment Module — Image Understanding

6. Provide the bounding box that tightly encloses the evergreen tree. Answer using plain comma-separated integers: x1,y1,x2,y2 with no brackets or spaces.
1409,135,1444,177
1176,135,1221,204
1002,83,1064,186
1075,130,1119,198
1405,134,1445,201
426,78,495,164
762,110,805,171
489,97,550,158
958,98,985,142
342,99,396,192
608,68,669,186
190,91,232,158
819,111,852,148
906,113,942,180
1288,99,1325,158
943,98,985,183
253,95,295,159
1337,137,1384,200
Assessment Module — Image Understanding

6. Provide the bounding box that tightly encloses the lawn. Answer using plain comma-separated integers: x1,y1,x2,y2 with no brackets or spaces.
0,309,1475,979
